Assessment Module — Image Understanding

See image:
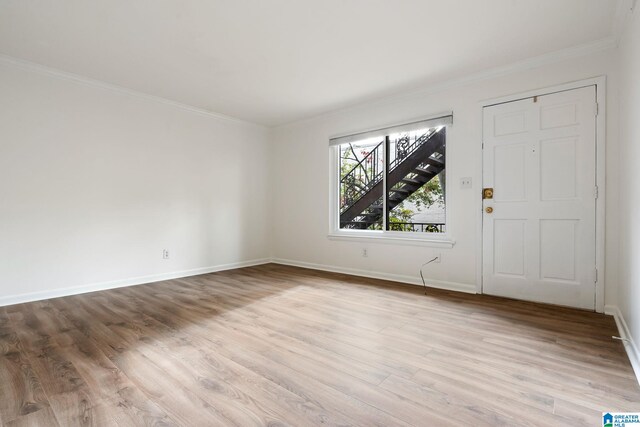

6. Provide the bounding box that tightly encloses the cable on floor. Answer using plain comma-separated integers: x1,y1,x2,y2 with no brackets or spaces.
419,256,439,295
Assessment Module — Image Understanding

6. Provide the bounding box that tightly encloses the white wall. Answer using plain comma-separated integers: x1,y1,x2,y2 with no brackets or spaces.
271,49,620,301
0,41,627,320
0,60,271,304
617,8,640,357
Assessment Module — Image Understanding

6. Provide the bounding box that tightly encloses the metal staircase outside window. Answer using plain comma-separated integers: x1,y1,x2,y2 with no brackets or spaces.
338,126,446,232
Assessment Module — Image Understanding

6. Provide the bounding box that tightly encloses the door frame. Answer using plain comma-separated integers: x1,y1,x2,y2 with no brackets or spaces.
477,76,606,312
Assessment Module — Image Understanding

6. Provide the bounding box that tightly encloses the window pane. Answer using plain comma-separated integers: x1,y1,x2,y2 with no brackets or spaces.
339,138,384,230
386,127,446,233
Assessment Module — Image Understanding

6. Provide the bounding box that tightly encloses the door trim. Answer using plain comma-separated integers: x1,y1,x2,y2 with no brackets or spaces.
477,76,606,312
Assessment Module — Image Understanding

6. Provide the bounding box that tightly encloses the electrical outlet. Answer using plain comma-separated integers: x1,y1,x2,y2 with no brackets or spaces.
162,249,170,259
460,177,472,189
362,248,368,258
434,252,441,263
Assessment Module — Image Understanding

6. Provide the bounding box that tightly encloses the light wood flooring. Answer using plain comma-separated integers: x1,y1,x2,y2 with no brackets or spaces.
0,264,639,426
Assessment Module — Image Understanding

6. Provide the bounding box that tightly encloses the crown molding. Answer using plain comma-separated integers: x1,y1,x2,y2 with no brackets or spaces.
0,53,265,129
278,36,617,129
0,32,619,131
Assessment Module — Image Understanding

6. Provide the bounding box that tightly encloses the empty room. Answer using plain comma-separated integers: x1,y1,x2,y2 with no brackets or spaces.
1,0,640,425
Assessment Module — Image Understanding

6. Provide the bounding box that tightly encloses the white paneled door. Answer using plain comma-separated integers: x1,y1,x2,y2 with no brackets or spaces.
482,86,597,310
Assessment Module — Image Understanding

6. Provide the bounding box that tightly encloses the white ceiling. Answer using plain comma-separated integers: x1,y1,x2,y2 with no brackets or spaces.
0,0,619,126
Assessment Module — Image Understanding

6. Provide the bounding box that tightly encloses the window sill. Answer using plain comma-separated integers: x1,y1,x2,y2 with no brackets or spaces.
327,231,455,248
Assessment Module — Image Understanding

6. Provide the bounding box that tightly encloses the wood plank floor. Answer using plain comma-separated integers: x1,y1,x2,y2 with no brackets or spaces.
1,264,638,426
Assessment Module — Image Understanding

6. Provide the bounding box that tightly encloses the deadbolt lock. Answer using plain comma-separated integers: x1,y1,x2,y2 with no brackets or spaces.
483,188,494,199
485,207,494,214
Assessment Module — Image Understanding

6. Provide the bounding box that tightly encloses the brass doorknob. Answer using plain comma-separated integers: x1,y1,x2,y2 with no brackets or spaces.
485,207,494,214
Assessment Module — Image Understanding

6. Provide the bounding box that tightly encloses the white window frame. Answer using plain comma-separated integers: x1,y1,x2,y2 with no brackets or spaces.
328,114,455,248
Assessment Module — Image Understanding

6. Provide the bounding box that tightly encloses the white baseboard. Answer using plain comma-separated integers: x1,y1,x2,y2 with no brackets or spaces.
271,258,476,294
0,258,271,307
604,304,640,386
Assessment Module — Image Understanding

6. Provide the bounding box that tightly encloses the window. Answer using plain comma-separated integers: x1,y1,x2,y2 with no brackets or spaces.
331,115,451,237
